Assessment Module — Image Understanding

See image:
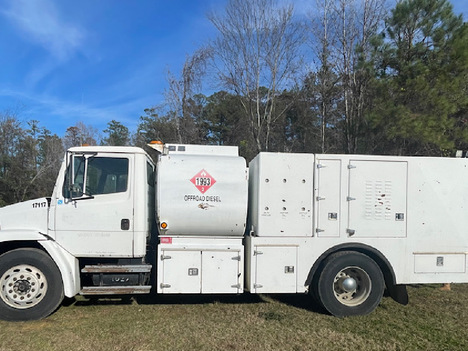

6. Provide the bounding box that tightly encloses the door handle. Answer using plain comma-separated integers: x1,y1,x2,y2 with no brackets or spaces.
121,219,130,230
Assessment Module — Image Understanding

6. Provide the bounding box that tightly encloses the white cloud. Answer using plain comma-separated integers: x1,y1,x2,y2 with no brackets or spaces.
2,0,86,60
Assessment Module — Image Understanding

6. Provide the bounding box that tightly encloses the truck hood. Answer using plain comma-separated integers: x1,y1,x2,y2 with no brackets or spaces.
0,198,50,234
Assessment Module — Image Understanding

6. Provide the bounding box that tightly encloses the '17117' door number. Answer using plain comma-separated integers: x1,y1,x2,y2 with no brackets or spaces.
32,202,47,208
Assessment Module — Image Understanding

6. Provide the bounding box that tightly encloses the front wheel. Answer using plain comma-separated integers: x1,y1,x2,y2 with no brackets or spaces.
0,248,64,321
317,251,384,317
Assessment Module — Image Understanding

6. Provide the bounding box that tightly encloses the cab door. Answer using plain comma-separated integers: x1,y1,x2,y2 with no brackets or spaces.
54,152,135,257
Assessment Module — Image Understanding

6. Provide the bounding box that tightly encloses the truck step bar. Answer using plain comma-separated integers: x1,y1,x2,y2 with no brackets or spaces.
80,265,152,294
80,286,152,295
81,264,152,273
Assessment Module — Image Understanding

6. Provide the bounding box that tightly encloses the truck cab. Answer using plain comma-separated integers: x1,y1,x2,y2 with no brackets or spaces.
51,146,155,258
0,146,157,320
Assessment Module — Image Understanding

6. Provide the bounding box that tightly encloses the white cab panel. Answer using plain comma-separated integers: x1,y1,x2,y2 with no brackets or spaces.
0,198,50,235
53,152,135,257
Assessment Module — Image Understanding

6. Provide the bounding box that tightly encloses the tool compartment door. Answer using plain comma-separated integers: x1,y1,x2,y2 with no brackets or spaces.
201,250,242,293
159,249,242,293
348,160,408,238
253,246,297,293
315,159,342,237
160,250,201,293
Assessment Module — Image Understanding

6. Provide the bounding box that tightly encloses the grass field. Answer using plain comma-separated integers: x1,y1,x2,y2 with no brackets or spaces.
0,284,467,351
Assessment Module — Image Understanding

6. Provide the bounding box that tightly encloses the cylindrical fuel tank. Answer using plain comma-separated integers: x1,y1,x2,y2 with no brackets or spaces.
156,151,248,236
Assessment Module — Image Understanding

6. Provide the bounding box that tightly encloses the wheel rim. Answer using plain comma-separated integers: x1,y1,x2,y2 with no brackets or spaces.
332,266,371,307
0,265,48,309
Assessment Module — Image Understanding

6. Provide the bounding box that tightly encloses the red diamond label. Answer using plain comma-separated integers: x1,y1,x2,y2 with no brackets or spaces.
190,169,216,194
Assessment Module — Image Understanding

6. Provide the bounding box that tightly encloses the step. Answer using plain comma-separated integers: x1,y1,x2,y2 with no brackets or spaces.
81,264,152,274
80,286,152,295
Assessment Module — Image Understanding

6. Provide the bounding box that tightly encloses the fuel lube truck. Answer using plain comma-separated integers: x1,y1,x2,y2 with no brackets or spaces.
0,142,467,321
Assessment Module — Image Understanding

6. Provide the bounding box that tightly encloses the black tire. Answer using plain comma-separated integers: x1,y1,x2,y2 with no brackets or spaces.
0,248,64,321
309,268,324,308
317,251,384,317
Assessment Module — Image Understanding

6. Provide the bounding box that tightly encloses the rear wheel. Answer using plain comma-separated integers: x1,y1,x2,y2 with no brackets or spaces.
317,251,384,317
0,248,64,321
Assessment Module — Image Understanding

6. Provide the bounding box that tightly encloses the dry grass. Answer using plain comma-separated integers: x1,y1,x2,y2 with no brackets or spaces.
1,284,467,351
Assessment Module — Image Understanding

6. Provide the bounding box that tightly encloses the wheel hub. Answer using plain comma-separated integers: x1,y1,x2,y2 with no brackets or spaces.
333,266,371,307
14,279,32,294
0,265,48,309
341,277,357,293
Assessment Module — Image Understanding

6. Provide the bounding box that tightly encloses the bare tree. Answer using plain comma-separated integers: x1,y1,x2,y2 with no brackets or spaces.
165,48,212,143
309,0,341,153
20,130,64,201
333,0,386,153
208,0,305,152
0,112,23,205
0,113,64,204
309,0,386,153
63,122,100,149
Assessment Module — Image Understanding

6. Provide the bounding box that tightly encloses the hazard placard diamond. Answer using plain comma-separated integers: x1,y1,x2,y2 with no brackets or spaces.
190,169,216,194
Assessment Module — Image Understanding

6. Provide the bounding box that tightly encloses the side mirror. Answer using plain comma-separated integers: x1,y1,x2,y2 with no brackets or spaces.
64,152,95,200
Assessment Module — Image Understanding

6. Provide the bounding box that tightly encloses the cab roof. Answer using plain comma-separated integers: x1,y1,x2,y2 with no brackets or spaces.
67,146,148,155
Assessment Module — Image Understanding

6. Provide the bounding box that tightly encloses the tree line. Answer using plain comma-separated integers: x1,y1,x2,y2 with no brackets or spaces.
1,0,467,205
139,0,468,159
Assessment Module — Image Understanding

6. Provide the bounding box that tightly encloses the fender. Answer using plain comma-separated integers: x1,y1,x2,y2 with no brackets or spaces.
305,242,408,305
0,229,46,242
0,230,80,298
39,240,80,298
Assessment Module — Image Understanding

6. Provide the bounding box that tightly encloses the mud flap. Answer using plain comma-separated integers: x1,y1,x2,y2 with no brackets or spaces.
387,284,409,305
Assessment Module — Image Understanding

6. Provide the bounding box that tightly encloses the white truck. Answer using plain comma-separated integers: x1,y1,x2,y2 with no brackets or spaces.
0,142,466,321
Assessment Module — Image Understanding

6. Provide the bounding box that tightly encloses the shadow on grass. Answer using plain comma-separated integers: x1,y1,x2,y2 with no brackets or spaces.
135,293,266,306
64,292,328,315
265,293,327,314
67,293,267,307
72,296,134,306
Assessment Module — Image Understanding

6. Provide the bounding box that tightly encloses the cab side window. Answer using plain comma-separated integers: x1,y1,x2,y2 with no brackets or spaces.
87,157,129,195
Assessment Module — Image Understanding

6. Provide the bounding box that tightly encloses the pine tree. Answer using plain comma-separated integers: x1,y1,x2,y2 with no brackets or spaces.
368,0,468,155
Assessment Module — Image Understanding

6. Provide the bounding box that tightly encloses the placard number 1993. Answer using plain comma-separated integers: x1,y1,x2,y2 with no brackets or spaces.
195,177,211,186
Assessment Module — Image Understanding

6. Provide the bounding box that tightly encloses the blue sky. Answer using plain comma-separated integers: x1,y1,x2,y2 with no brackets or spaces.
1,0,468,138
0,0,224,136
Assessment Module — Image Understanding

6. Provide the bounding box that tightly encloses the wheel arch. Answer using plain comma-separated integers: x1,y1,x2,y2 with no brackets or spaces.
0,238,80,298
39,240,80,298
0,240,43,256
305,243,407,304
